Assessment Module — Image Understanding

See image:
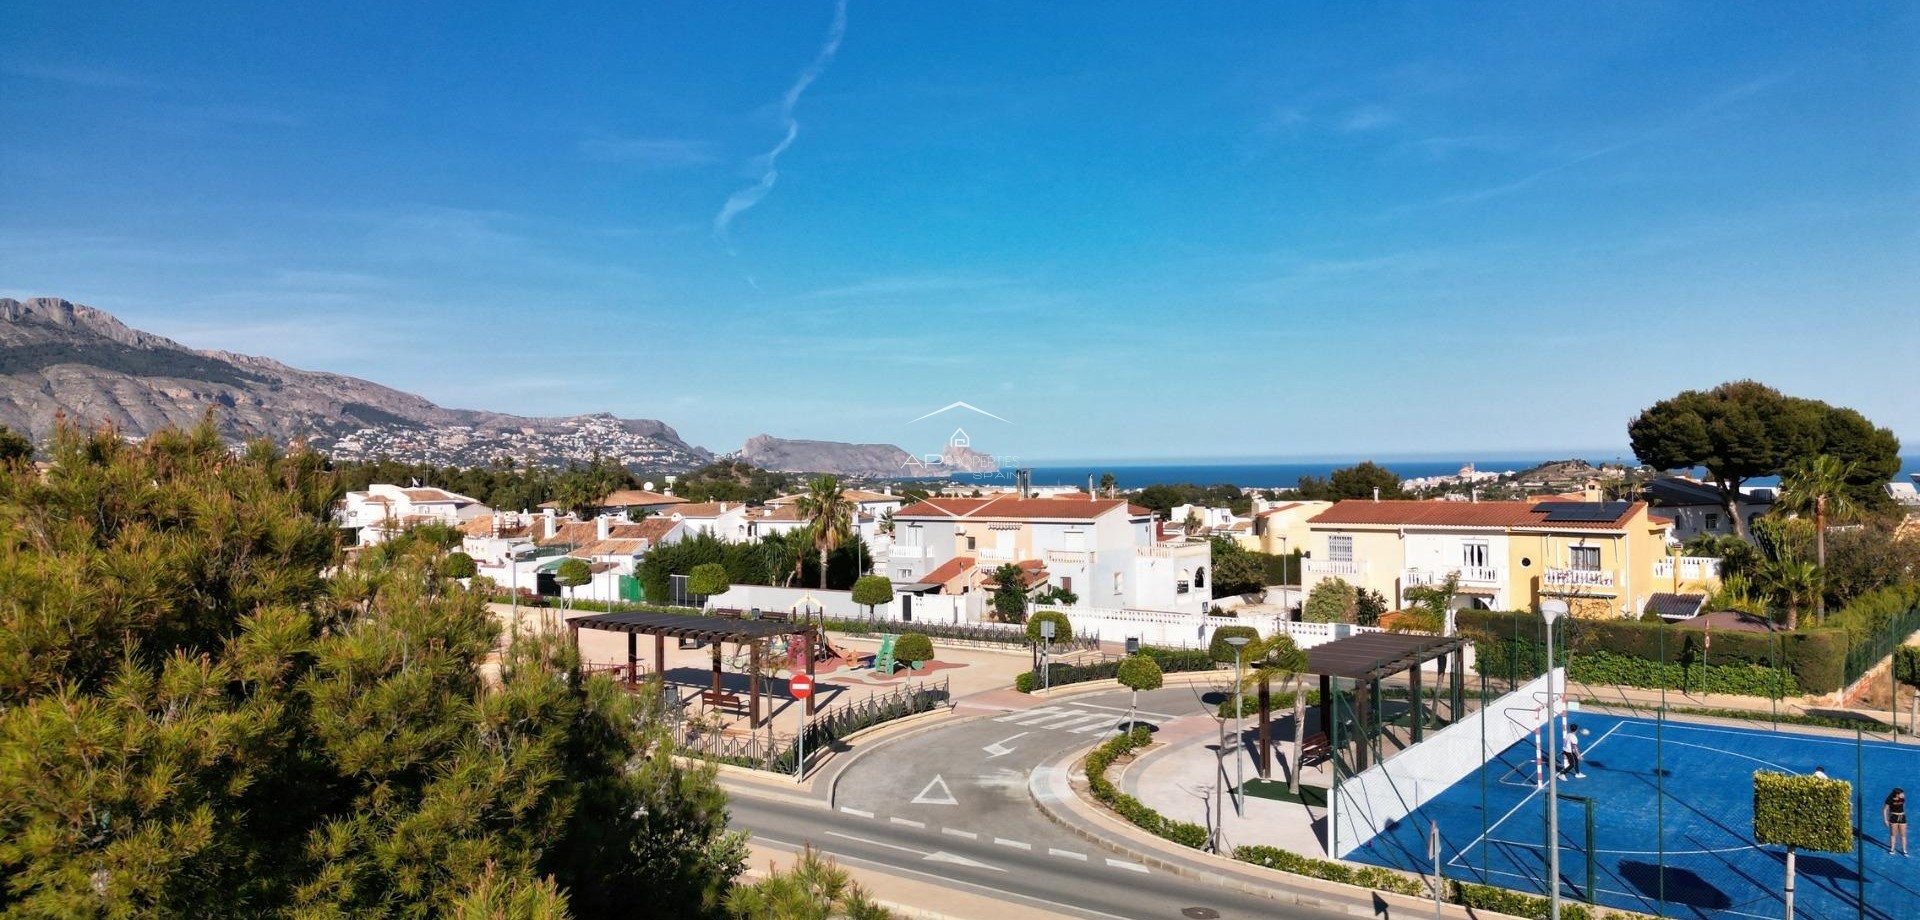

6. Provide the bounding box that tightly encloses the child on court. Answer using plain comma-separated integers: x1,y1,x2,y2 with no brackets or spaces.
1560,722,1585,779
1887,789,1909,856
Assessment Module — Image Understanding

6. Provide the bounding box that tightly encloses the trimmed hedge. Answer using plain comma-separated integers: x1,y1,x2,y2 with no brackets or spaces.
1753,771,1853,853
1579,699,1907,734
1458,609,1846,695
1086,728,1210,848
1220,690,1323,719
1015,647,1216,693
1209,625,1261,663
1569,649,1797,699
1232,845,1425,897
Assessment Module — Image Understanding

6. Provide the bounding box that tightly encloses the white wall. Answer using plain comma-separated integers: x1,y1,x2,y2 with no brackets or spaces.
1330,668,1559,857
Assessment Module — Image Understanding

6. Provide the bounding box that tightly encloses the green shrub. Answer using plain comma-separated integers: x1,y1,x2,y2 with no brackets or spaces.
687,562,730,597
1083,728,1209,849
1219,690,1322,719
851,574,894,611
1232,845,1426,897
1117,654,1164,693
1568,649,1797,699
1026,610,1073,645
1014,671,1037,693
1017,646,1216,691
892,633,934,667
1457,609,1847,695
1753,771,1853,853
1303,578,1356,623
437,551,477,579
1452,883,1593,920
1209,625,1261,663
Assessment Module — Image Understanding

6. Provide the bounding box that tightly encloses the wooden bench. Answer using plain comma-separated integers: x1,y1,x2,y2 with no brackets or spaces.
1299,731,1332,766
701,690,747,713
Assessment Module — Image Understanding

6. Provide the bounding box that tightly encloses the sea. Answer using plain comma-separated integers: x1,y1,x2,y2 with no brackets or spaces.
922,456,1920,491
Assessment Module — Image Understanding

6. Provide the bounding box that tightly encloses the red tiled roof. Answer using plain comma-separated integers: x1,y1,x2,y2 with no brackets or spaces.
669,502,742,518
919,557,977,586
1308,500,1649,530
1256,502,1304,517
402,487,473,503
601,489,684,507
895,496,1136,522
461,513,532,539
981,559,1049,589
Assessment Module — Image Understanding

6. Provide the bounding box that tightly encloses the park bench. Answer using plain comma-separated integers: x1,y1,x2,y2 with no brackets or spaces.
1300,731,1332,766
701,690,747,713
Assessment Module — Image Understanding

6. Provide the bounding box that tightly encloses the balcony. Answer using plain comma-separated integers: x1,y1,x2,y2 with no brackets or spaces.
1306,559,1361,577
1047,549,1089,564
1653,557,1722,581
1403,566,1503,588
1543,567,1615,589
889,545,927,560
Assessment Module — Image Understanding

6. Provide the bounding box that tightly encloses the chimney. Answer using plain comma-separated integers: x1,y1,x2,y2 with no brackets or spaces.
596,515,611,541
719,502,728,513
491,514,501,538
1372,487,1380,503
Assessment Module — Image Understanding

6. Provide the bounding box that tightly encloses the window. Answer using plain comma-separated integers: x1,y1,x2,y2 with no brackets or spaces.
1194,568,1205,589
1061,576,1072,593
1704,513,1720,531
1114,572,1124,593
1329,536,1354,563
1461,541,1489,568
1569,546,1601,571
966,535,976,551
1064,529,1086,550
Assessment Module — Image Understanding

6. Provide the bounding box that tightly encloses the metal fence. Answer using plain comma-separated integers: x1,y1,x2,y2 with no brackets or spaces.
668,677,951,773
825,616,1099,653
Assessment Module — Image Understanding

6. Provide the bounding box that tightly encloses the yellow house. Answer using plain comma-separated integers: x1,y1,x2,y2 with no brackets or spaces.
1302,500,1717,618
1237,500,1333,556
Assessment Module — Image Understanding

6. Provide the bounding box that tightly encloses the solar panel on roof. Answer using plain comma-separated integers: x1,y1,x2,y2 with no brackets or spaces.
1539,501,1630,522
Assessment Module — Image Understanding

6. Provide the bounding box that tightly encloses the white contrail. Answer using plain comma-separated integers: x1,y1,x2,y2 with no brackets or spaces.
713,0,849,243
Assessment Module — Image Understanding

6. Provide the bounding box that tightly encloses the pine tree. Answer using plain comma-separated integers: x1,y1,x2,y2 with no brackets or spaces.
0,422,744,917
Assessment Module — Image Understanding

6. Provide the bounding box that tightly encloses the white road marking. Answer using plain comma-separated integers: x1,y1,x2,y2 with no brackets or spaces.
983,731,1029,758
825,830,924,856
1106,858,1149,873
839,807,875,818
925,850,1002,870
752,833,1140,920
942,827,978,840
1069,700,1178,720
1049,848,1087,861
912,774,959,806
993,706,1067,725
994,837,1032,850
890,816,925,828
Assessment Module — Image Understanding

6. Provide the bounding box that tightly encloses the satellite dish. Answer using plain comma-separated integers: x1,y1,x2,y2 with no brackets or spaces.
643,481,656,491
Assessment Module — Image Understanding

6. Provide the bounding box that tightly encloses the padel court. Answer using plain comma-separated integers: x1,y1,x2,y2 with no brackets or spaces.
1347,712,1920,920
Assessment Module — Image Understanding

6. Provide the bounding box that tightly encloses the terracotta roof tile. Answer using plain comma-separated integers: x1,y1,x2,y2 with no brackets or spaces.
1308,500,1649,530
919,557,977,586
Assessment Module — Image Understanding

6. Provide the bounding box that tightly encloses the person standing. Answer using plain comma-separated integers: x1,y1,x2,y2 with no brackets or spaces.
1813,766,1829,780
1886,789,1909,856
1560,722,1585,779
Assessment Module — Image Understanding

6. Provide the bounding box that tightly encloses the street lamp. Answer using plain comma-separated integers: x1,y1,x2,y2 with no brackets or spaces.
1226,634,1251,817
1540,598,1568,920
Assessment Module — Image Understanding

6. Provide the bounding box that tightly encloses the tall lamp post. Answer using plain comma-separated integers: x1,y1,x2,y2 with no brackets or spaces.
1541,598,1569,920
1226,634,1251,816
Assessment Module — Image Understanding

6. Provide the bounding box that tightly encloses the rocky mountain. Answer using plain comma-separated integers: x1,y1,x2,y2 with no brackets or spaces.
0,297,710,469
737,433,998,477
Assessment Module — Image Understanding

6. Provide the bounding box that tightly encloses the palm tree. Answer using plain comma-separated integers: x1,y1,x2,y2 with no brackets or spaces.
1778,455,1860,619
795,475,854,591
1393,573,1457,636
763,532,800,588
1241,634,1310,793
1761,557,1823,630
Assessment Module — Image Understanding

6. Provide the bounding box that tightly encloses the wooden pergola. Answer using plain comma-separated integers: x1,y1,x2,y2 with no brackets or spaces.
568,610,819,729
1307,631,1471,770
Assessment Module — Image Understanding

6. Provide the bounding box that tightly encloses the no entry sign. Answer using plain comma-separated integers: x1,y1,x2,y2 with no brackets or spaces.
790,674,814,700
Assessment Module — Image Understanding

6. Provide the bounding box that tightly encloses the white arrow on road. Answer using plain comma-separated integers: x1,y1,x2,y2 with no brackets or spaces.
912,774,959,805
982,732,1029,758
925,850,999,869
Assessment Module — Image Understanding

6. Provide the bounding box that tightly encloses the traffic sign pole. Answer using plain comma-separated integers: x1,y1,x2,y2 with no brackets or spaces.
790,673,814,781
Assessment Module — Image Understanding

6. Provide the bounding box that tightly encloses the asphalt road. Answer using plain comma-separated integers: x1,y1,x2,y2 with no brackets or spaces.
725,682,1355,920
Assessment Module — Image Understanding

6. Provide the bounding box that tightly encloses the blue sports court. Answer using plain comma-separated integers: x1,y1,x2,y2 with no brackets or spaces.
1347,712,1920,920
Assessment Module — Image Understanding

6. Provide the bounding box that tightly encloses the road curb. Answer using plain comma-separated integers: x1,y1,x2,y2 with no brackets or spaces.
1027,669,1226,700
1025,743,1528,920
825,707,993,809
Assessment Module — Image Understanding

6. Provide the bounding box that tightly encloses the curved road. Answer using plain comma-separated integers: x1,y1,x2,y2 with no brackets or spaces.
725,681,1348,920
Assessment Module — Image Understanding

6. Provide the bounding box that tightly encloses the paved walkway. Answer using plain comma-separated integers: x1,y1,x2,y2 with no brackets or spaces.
1120,712,1334,856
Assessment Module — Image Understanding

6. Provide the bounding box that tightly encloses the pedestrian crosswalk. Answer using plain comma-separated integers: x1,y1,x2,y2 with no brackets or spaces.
991,702,1179,734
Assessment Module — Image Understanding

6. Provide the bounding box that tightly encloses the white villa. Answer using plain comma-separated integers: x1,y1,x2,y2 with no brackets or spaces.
336,484,491,546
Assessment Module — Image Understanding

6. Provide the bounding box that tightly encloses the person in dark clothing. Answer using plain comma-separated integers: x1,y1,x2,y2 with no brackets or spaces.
1887,789,1909,856
1559,723,1584,779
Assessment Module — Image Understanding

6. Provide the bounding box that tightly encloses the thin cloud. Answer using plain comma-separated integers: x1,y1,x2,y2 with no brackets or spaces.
712,0,850,243
578,135,714,167
1340,105,1400,132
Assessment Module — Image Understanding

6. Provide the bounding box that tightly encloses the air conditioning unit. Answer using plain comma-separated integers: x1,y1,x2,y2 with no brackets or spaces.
954,526,967,534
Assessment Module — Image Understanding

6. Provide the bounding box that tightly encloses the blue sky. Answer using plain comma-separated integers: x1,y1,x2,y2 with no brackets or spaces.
3,2,1916,462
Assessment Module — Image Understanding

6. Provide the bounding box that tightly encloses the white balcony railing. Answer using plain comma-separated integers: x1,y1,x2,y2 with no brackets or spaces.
889,545,927,560
1047,549,1089,564
1307,559,1361,577
1544,567,1616,588
1403,566,1504,588
1653,557,1722,581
